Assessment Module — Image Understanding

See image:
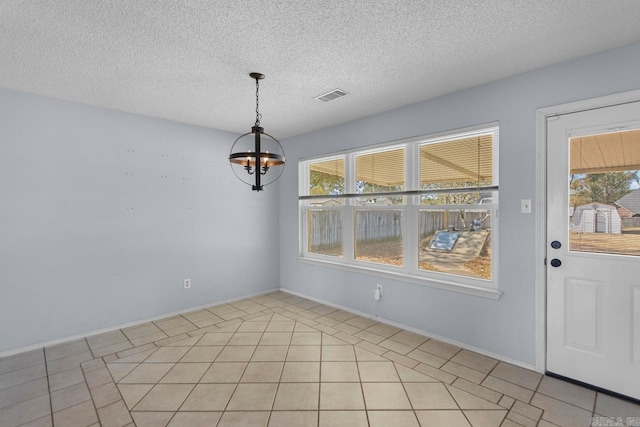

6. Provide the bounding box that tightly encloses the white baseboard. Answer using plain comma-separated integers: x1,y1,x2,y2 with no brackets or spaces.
0,288,279,359
3,286,536,373
280,287,536,372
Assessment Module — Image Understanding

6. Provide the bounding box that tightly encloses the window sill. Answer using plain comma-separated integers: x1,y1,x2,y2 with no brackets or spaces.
297,256,502,300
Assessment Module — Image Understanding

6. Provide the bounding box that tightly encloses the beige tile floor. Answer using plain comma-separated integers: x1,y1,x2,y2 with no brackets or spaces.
1,290,640,427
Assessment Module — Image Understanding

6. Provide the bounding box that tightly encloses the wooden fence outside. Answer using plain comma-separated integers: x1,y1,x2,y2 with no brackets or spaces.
622,217,640,229
308,210,343,248
309,209,490,247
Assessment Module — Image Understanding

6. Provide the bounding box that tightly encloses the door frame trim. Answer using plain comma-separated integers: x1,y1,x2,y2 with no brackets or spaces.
534,89,640,373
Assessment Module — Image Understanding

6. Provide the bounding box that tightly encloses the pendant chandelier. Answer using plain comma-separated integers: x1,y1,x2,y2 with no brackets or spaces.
228,72,285,191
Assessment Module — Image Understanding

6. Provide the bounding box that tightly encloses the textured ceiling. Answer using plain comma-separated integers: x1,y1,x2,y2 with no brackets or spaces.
2,1,640,139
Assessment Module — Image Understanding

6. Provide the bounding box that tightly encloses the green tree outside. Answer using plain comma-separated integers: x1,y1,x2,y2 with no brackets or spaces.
570,171,639,208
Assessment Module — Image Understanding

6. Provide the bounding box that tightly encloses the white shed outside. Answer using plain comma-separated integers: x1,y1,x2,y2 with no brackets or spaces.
571,203,621,234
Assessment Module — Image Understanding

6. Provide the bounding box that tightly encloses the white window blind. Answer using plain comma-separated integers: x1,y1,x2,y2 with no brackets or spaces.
355,147,405,192
420,131,495,189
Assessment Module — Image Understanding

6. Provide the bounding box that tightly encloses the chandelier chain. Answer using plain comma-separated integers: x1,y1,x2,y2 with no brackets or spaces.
255,77,262,127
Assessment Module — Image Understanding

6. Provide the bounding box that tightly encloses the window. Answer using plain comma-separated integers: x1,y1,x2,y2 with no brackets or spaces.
306,157,345,257
354,148,405,266
418,132,496,280
299,125,499,294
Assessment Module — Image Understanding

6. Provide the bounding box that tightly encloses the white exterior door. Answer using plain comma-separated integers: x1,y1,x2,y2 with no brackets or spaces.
546,101,640,400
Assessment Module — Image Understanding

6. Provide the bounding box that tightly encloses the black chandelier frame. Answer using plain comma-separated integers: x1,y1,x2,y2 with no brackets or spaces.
228,73,285,191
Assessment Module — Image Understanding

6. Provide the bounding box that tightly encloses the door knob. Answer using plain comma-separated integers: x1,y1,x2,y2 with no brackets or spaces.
550,259,562,267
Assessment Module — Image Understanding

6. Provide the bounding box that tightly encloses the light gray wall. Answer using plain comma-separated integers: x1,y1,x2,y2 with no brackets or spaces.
0,89,280,353
279,42,640,365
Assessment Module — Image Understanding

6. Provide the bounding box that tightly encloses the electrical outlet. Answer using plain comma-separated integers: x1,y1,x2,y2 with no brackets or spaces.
374,284,383,300
183,278,191,289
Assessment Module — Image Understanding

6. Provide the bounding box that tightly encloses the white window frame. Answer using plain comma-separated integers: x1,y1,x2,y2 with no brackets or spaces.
298,124,501,299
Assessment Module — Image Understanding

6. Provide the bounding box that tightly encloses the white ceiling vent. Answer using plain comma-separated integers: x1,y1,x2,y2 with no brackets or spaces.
314,89,348,102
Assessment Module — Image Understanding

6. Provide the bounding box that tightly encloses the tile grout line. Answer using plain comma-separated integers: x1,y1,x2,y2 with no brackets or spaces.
42,347,54,427
592,392,600,418
10,291,632,427
77,357,100,426
480,355,517,422
534,388,601,418
316,329,322,427
216,311,268,419
264,312,278,427
108,355,134,414
353,339,371,427
266,312,293,426
111,337,170,418
508,365,545,425
390,353,419,426
440,363,472,426
120,327,137,351
84,337,97,361
114,326,203,421
319,324,326,426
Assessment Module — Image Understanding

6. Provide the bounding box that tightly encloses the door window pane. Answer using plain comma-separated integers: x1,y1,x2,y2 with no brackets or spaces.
355,210,403,266
569,129,640,256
